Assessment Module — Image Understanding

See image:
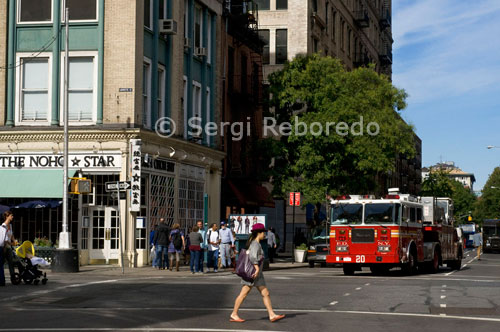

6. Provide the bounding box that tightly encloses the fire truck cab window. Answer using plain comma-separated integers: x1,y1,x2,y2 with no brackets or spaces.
331,204,362,225
402,205,410,223
416,208,423,223
364,203,398,225
410,207,416,223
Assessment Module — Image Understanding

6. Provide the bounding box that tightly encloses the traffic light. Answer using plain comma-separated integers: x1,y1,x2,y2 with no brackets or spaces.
70,178,92,194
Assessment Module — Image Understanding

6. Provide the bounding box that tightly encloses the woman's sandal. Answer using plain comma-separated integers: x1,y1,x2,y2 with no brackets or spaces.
270,314,285,322
229,316,245,323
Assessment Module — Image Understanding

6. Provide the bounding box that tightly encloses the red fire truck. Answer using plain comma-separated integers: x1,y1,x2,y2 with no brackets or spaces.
326,189,463,275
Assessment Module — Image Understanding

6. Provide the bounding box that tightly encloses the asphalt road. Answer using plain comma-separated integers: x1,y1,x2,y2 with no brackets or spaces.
1,249,500,332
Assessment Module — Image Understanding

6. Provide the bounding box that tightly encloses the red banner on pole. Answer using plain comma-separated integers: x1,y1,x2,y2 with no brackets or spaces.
289,192,294,206
294,192,301,206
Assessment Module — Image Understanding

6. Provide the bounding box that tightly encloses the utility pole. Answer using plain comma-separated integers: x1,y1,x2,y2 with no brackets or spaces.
53,8,79,272
60,7,70,250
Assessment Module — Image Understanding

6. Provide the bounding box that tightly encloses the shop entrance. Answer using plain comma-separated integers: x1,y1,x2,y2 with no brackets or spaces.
89,207,120,263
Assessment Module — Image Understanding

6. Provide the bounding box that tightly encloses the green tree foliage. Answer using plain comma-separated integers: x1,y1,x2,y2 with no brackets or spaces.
474,167,500,222
420,171,454,197
451,180,477,223
263,54,416,204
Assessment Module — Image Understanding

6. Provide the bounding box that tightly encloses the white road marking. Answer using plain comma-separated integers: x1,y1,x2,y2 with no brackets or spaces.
463,264,468,268
330,301,339,306
440,304,447,308
440,295,446,299
442,285,447,288
0,329,289,332
467,257,477,264
332,310,500,323
441,290,446,292
444,270,456,276
364,283,370,286
343,293,351,296
355,287,362,290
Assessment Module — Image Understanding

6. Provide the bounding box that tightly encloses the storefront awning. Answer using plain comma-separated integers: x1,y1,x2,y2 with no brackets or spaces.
0,169,76,198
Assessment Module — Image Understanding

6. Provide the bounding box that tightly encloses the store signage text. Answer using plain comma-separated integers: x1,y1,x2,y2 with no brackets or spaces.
0,154,122,169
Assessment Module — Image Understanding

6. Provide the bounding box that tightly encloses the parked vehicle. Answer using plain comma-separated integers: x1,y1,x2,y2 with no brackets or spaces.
459,223,476,248
483,219,500,253
326,189,463,275
307,223,330,267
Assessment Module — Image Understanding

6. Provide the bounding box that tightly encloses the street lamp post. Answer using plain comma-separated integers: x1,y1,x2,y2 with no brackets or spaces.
52,8,79,272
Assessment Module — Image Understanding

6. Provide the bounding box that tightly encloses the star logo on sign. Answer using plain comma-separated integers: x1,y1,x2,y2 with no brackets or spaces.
132,174,140,182
71,157,81,167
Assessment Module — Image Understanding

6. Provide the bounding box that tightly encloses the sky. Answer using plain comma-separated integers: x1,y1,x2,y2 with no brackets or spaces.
392,0,500,192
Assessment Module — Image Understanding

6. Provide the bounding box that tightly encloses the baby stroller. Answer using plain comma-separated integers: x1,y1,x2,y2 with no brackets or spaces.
11,241,48,285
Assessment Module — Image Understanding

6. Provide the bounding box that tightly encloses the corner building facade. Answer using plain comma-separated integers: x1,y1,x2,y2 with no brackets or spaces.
0,0,225,267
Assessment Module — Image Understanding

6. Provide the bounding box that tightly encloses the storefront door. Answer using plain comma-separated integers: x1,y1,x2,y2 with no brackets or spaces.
89,207,120,263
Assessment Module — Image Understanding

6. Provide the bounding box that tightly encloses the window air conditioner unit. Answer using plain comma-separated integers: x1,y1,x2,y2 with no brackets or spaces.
195,47,207,57
159,19,177,35
184,37,191,48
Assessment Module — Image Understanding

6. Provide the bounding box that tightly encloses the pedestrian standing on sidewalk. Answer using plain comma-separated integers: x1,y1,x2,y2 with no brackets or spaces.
0,217,8,286
473,228,483,260
150,223,158,268
153,218,170,270
189,226,203,274
230,223,285,323
207,223,220,272
197,220,206,273
184,227,192,265
168,224,185,271
267,227,277,263
219,221,234,270
2,211,17,282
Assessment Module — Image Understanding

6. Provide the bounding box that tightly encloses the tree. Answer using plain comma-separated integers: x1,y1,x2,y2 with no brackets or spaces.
451,180,477,223
474,167,500,223
420,171,454,198
263,54,416,204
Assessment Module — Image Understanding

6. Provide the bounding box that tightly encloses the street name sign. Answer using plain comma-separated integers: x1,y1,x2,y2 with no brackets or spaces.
105,181,131,192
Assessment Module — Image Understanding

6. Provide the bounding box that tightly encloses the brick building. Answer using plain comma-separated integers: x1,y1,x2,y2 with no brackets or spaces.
0,0,225,267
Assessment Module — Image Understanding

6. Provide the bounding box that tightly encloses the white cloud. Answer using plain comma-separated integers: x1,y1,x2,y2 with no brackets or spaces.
392,0,500,103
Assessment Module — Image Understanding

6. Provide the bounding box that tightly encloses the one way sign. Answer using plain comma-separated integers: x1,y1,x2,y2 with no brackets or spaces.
105,181,131,192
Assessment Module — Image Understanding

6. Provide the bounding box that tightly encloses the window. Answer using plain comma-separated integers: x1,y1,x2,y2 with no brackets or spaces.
332,11,336,41
258,30,270,64
206,87,210,144
275,29,288,64
207,14,212,63
192,81,202,141
194,5,203,49
159,0,167,20
143,59,152,128
18,57,50,123
341,21,345,50
192,81,202,120
144,0,152,29
241,55,247,95
183,76,187,138
184,0,189,40
313,38,318,53
347,29,351,56
325,3,329,32
312,0,318,12
64,0,97,21
18,0,51,23
158,65,166,119
276,0,287,10
67,56,95,122
254,0,270,11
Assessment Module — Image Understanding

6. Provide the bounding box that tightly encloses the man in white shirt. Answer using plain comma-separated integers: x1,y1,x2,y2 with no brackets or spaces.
1,211,15,285
207,223,220,272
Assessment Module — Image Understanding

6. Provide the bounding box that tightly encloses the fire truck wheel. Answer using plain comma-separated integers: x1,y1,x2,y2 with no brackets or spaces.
429,249,440,274
343,265,355,276
402,251,417,275
309,261,315,268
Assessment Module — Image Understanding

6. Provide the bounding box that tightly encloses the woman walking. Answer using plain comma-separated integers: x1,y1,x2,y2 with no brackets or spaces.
168,223,185,271
230,223,285,323
189,226,203,274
